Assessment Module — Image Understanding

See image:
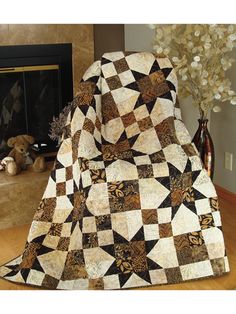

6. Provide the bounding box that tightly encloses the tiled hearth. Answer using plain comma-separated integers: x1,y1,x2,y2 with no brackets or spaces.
0,163,53,230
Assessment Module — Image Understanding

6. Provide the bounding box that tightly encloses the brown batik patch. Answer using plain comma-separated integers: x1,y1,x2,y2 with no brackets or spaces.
165,267,183,284
174,234,190,251
95,116,102,131
137,116,153,132
106,75,122,90
182,144,197,157
181,172,192,189
34,197,56,222
83,117,95,134
170,176,182,191
155,117,179,148
49,223,63,237
137,75,162,103
176,243,209,266
57,237,70,251
95,215,112,231
155,82,170,97
137,165,154,179
121,111,136,128
210,197,220,212
18,242,41,269
83,232,98,249
171,189,183,207
66,165,73,181
199,213,215,230
108,180,139,198
188,231,205,247
150,150,165,163
79,157,89,172
90,169,106,184
159,223,173,238
89,278,104,290
114,243,133,274
109,197,125,213
61,249,87,280
115,139,130,154
123,194,141,211
149,70,166,85
56,182,66,196
142,209,158,224
183,187,195,203
102,92,120,124
113,58,129,73
131,241,148,273
42,274,59,289
72,130,81,163
210,257,226,275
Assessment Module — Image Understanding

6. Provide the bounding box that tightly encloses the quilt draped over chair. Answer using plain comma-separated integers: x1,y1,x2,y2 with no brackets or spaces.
0,52,229,289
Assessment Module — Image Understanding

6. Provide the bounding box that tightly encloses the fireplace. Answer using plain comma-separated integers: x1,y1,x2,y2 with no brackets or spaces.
0,43,73,158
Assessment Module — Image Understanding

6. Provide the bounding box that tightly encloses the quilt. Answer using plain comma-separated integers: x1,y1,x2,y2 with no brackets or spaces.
0,52,229,289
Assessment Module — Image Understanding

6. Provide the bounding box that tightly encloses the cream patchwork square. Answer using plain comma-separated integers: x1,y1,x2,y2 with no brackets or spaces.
98,230,114,246
149,269,167,285
66,179,74,195
118,70,135,86
157,207,172,224
134,104,149,121
134,155,151,165
144,224,159,240
56,168,66,183
152,162,169,177
81,170,92,188
125,122,140,138
83,217,97,233
102,62,117,78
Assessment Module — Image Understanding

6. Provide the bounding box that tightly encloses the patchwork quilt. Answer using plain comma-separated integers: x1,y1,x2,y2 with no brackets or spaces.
0,52,229,289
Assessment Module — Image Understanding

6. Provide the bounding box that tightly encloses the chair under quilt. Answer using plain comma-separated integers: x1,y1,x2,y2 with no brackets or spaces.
0,52,229,289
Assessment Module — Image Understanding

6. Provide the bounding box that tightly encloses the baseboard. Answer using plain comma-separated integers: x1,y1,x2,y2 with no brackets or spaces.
215,184,236,204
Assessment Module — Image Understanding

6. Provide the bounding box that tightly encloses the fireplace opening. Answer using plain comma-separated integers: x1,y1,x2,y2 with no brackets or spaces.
0,44,73,159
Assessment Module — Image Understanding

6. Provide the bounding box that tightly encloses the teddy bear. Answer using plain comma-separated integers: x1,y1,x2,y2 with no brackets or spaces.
3,134,46,176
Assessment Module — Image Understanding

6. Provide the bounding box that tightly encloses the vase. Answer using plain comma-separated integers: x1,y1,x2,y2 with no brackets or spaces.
192,119,215,180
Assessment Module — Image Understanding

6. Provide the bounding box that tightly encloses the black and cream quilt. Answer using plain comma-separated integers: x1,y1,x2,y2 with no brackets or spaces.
0,52,229,289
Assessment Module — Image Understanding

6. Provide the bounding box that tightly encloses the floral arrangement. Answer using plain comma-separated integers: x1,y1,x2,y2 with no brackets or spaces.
149,24,236,119
49,102,74,143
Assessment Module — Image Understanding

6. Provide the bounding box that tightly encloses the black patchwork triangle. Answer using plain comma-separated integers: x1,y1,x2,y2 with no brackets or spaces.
101,57,112,65
125,81,139,92
134,94,144,109
79,104,89,116
149,60,161,74
159,91,173,101
183,201,197,215
184,159,192,173
161,67,172,78
192,187,206,200
20,268,30,282
145,100,156,114
37,245,54,256
32,258,45,273
130,227,144,242
192,170,201,183
131,70,147,80
147,257,162,270
166,80,176,92
171,205,182,220
168,162,183,177
136,270,152,284
104,260,119,276
155,176,170,191
145,239,159,254
119,272,133,288
158,194,172,208
101,244,115,257
113,231,129,244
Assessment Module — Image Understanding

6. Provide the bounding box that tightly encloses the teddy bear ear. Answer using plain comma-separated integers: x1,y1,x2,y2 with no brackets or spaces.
7,137,16,147
23,135,35,144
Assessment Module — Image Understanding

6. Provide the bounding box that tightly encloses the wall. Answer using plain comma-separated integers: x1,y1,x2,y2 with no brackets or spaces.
0,24,94,94
94,24,124,60
124,24,199,136
211,59,236,193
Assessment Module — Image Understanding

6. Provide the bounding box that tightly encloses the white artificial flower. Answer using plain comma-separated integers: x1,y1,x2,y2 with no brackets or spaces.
214,93,221,100
191,61,198,68
194,56,200,62
230,99,236,105
213,106,221,112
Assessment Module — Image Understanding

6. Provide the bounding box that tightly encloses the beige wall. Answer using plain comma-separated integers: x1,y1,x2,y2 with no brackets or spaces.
0,24,94,94
211,60,236,193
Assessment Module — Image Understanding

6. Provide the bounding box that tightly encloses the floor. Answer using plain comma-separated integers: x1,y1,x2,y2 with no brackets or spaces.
0,198,235,290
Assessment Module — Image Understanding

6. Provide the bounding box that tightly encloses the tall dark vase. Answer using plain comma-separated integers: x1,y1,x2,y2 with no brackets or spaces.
192,119,215,180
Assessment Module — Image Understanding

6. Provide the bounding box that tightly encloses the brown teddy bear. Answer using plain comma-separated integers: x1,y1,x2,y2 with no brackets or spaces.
4,135,46,176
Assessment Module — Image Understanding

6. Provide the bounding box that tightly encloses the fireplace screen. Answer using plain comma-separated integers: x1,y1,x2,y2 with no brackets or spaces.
0,64,61,157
